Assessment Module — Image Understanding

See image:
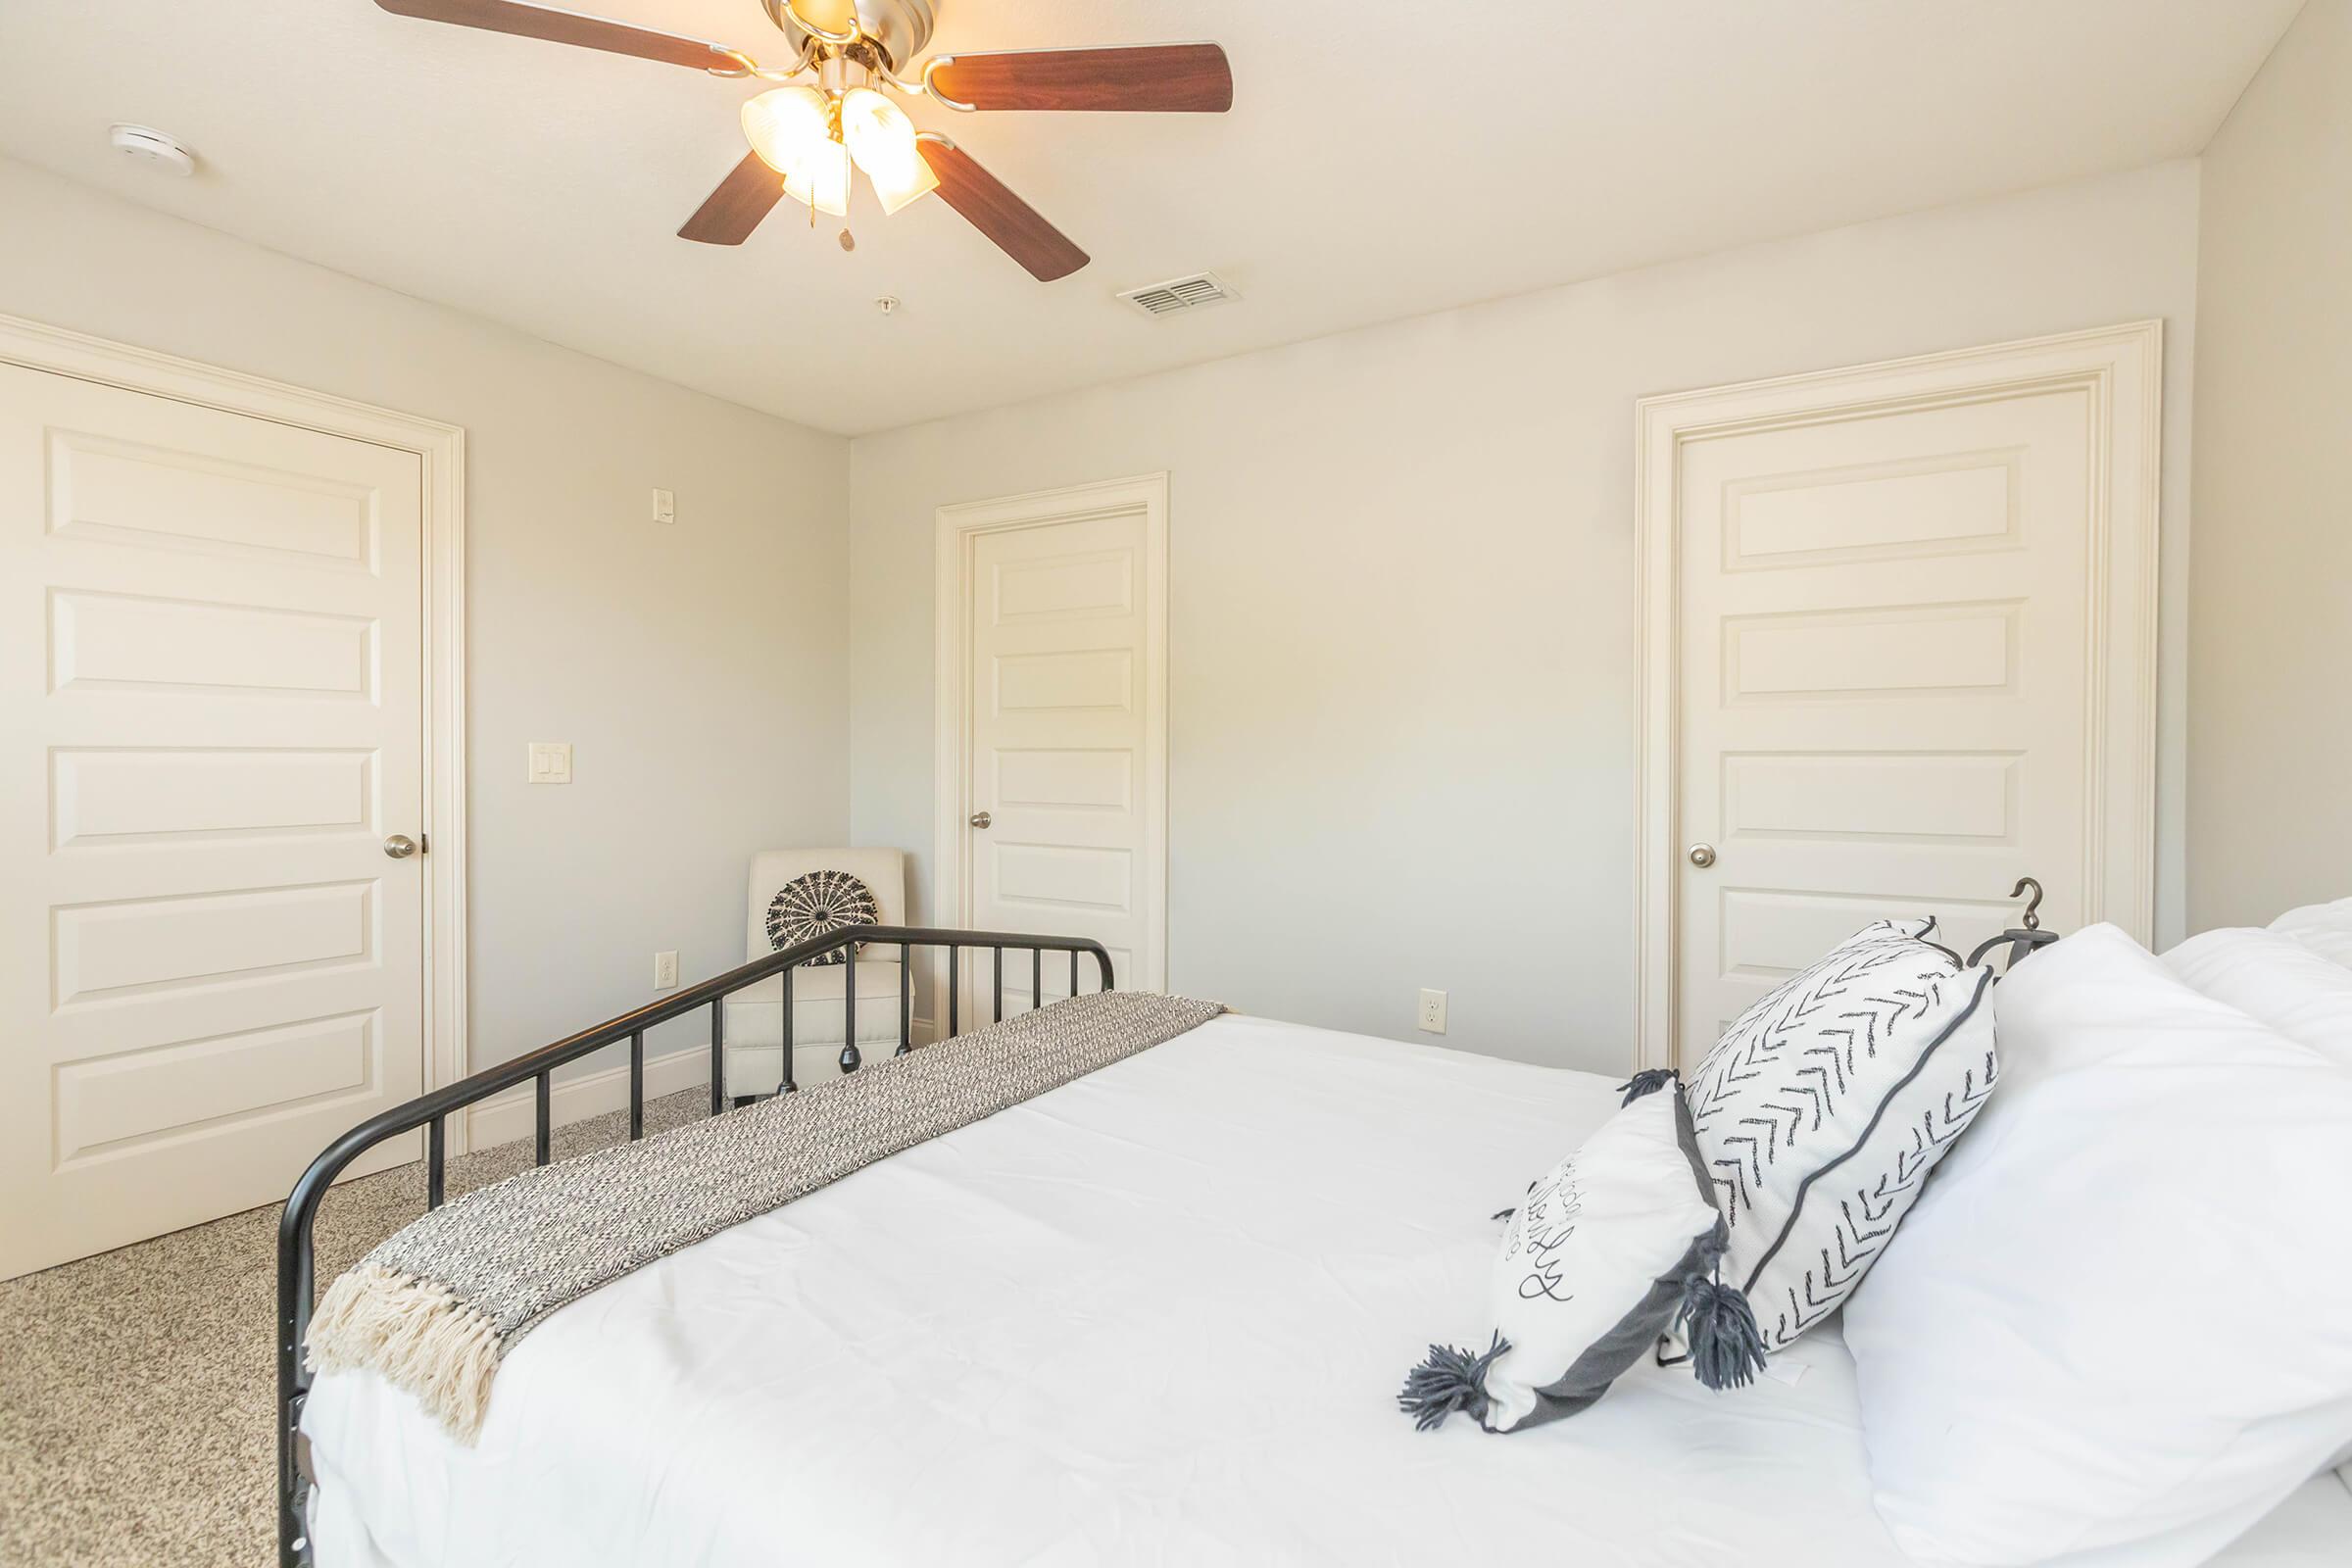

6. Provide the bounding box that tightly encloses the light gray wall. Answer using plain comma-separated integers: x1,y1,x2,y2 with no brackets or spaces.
0,155,852,1075
2188,0,2352,932
848,162,2202,1074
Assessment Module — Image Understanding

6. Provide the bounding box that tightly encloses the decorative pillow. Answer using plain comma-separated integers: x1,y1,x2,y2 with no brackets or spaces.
762,870,879,966
1687,918,1995,1351
1843,925,2352,1566
1397,1075,1764,1435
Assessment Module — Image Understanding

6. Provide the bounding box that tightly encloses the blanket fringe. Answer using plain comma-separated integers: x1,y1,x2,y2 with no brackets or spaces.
306,1261,503,1444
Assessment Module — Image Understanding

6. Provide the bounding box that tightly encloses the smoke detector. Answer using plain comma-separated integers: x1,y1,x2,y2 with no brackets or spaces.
1117,271,1237,319
109,123,197,176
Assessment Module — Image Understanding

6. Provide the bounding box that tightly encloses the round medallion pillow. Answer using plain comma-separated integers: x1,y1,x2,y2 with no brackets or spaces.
764,870,879,965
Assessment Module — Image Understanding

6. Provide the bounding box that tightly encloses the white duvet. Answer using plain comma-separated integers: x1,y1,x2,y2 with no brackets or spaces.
304,1013,2352,1567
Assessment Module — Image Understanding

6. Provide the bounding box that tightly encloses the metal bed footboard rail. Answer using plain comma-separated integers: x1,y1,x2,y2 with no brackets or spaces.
276,924,1111,1566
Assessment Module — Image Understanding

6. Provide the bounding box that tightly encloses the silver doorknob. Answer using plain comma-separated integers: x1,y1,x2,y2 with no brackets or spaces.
383,834,419,859
1688,843,1717,868
968,811,992,830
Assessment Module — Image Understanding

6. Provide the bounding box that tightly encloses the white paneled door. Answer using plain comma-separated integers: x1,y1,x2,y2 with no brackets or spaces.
0,362,430,1278
1638,325,2161,1070
937,476,1167,1020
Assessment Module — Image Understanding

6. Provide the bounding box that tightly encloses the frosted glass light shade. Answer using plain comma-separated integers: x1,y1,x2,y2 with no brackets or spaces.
741,86,831,176
782,137,851,218
839,86,938,214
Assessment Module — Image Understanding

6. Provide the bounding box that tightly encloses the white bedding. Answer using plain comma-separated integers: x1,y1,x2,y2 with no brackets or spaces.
304,1013,2352,1567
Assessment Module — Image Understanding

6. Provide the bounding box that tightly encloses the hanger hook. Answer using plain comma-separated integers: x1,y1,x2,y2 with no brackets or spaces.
2009,876,2044,931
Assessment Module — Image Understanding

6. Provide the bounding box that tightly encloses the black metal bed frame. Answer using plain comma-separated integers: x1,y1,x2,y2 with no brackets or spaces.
275,923,1111,1568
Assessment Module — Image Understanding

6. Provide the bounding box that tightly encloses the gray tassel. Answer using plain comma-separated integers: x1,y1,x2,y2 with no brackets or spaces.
1396,1332,1510,1432
1617,1067,1679,1105
1674,1271,1767,1391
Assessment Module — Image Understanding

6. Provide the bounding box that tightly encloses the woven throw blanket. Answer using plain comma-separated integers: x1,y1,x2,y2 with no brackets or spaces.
307,990,1224,1443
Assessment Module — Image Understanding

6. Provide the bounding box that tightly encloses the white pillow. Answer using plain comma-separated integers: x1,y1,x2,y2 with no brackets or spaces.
2163,925,2352,1072
2271,895,2352,970
1687,918,1996,1350
1844,924,2352,1567
1398,1079,1760,1434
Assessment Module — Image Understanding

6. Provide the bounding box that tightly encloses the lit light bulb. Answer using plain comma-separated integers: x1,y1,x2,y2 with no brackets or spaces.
741,86,831,176
839,86,939,215
782,137,851,218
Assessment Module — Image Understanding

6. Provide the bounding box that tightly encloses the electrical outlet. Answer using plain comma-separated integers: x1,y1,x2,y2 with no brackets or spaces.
1417,988,1447,1035
653,487,676,525
654,951,679,990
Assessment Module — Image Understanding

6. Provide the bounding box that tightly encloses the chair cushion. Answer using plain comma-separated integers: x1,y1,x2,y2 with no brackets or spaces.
721,960,906,1050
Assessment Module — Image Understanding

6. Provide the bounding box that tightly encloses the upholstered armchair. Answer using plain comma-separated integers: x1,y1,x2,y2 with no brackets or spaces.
722,847,907,1097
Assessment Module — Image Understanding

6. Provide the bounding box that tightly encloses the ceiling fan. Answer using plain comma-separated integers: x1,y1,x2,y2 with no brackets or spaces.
370,0,1234,280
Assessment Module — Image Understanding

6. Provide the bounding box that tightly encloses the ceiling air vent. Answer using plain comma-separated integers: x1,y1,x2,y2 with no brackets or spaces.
1118,271,1238,319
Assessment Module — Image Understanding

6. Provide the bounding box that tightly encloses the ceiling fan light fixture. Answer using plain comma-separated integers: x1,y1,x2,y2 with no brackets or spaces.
868,155,941,216
368,0,1233,276
839,86,938,214
782,137,852,218
741,85,832,175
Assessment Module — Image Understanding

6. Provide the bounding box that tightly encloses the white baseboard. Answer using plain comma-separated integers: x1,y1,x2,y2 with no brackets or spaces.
466,1047,710,1150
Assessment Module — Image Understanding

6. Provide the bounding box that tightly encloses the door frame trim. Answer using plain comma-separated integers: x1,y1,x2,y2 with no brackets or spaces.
0,312,472,1143
932,472,1170,1006
1631,320,2162,1072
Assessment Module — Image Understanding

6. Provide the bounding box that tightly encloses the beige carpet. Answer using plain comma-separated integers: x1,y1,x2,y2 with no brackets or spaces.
0,1087,712,1568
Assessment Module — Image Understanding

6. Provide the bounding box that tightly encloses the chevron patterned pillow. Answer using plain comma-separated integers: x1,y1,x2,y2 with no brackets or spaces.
1686,918,1996,1351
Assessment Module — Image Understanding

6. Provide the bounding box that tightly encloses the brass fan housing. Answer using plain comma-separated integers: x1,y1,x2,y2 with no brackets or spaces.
762,0,937,70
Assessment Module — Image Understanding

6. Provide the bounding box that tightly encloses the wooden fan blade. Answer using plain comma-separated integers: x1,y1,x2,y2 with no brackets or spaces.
372,0,747,72
916,138,1089,281
678,154,785,246
927,44,1233,113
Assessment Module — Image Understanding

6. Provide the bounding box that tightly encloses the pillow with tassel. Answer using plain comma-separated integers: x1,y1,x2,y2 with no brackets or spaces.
1398,1072,1765,1434
1687,918,1997,1352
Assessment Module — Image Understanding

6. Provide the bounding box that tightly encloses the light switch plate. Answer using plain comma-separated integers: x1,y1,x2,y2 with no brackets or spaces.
527,742,572,784
653,487,676,525
1417,988,1447,1035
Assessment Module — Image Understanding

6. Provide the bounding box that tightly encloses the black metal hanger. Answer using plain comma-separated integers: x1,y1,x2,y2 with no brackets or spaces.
1967,877,2063,970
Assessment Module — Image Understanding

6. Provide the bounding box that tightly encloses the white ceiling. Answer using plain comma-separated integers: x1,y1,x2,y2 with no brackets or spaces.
0,0,2303,435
